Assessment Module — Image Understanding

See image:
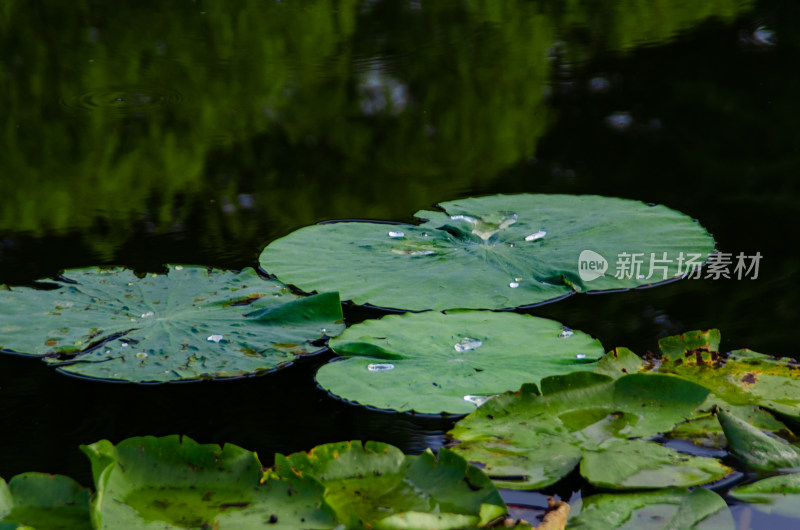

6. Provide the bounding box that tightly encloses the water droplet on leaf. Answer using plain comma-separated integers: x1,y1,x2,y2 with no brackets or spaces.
525,230,547,242
368,363,395,372
388,231,405,238
576,353,586,359
207,334,224,343
509,282,520,288
463,395,491,407
559,328,574,338
454,337,483,352
141,311,154,318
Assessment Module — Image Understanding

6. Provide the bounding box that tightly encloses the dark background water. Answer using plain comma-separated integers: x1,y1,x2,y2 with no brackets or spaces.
1,0,798,525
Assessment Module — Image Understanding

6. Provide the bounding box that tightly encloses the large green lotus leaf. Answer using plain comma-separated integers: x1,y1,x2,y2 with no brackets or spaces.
729,473,800,518
272,441,506,529
449,372,729,489
0,266,343,382
656,332,800,421
81,435,338,529
567,487,733,529
259,194,714,311
317,311,603,414
0,473,91,529
717,410,800,471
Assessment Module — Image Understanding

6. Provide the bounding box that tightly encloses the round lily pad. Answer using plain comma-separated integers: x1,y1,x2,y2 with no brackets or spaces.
448,372,731,489
0,266,344,382
81,436,338,529
317,311,604,414
259,194,715,310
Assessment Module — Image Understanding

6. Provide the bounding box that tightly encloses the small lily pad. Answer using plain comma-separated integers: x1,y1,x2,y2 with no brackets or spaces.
317,311,604,414
729,473,800,518
81,435,338,529
448,372,731,489
0,473,91,529
272,441,506,529
0,266,343,382
568,488,734,529
259,194,715,311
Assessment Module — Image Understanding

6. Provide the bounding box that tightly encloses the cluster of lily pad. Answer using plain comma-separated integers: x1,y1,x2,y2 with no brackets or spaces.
4,194,800,527
0,436,511,529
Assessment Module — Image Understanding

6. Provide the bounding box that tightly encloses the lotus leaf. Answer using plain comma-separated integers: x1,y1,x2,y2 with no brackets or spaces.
272,440,506,529
317,311,603,414
0,473,91,529
81,435,338,529
568,487,733,529
729,473,800,518
717,410,800,471
448,372,731,489
0,266,343,382
655,330,800,421
259,194,714,311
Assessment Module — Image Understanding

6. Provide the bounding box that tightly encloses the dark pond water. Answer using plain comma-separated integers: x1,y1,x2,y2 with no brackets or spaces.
1,0,799,526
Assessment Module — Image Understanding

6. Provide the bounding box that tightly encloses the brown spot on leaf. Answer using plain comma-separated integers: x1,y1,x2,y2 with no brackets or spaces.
741,372,758,384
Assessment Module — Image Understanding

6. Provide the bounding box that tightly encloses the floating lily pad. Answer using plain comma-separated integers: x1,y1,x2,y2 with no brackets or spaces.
259,194,715,311
81,435,338,529
0,473,91,529
0,266,343,382
448,372,731,489
655,330,800,421
568,487,733,529
317,311,603,414
729,473,800,518
272,440,506,529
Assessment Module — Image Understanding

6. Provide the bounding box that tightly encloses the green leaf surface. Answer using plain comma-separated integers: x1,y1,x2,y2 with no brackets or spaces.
259,194,714,311
729,473,800,518
81,435,337,529
717,411,800,470
318,311,603,414
568,487,734,529
669,403,793,449
0,266,343,382
448,372,730,489
658,330,721,359
594,347,644,379
0,473,91,530
273,441,506,529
